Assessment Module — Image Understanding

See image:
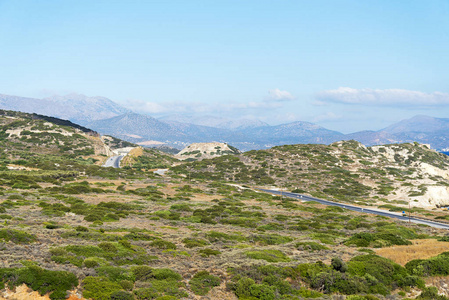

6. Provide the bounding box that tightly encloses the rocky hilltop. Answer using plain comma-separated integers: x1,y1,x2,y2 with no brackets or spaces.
175,142,240,161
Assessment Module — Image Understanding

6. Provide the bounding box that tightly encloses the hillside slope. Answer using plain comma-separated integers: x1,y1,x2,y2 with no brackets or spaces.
0,109,175,177
172,140,449,208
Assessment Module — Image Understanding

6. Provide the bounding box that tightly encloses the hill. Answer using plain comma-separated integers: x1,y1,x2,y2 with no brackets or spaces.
346,115,449,150
88,114,346,151
175,142,240,161
86,112,187,145
2,113,449,298
172,140,449,208
0,109,176,177
160,114,269,130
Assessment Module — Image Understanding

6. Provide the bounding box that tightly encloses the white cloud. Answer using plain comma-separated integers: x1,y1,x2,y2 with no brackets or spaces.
267,88,294,102
313,112,342,123
316,87,449,107
123,89,293,116
124,99,171,114
124,98,284,116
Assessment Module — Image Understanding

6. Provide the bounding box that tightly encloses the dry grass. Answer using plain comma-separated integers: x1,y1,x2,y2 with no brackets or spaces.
375,239,449,265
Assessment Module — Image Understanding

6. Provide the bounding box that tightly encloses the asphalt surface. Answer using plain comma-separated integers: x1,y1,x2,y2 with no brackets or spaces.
260,188,449,230
103,155,124,168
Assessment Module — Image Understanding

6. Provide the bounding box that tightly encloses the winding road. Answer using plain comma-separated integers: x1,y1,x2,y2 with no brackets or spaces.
103,155,124,168
260,189,449,230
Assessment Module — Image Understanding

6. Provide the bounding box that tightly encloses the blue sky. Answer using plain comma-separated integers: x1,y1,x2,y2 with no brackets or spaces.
0,0,448,133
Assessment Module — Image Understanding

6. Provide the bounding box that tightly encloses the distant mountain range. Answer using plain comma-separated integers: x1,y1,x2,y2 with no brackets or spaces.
0,93,129,124
2,93,449,151
159,114,269,130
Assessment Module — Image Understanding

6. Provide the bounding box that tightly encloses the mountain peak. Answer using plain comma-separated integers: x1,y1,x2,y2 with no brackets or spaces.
382,115,449,134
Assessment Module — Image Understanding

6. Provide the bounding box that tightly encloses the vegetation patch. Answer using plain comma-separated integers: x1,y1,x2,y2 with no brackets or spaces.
50,242,156,267
0,266,77,300
189,271,221,295
245,250,291,262
0,229,36,244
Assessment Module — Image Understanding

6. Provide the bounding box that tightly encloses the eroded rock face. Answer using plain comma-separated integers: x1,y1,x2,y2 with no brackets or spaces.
175,142,240,161
0,285,86,300
0,284,50,300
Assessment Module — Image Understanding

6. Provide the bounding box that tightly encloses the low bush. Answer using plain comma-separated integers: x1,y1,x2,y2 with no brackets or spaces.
245,250,290,262
131,266,153,281
189,271,221,295
96,266,135,282
296,242,330,252
51,242,156,267
82,276,123,300
206,231,246,243
198,248,221,257
110,291,134,300
251,234,293,245
152,268,182,281
344,232,412,248
0,266,78,300
0,229,36,244
406,252,449,276
150,240,177,250
182,237,209,248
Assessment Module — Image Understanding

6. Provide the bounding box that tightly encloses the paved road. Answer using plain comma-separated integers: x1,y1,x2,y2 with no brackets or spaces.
103,155,124,168
260,189,449,230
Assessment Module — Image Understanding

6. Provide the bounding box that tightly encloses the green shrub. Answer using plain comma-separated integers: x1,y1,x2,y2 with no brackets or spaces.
51,243,155,267
406,252,449,276
182,237,209,248
0,266,78,300
131,266,153,281
206,231,246,243
83,258,100,268
0,229,36,244
417,286,449,300
245,250,290,262
249,283,275,300
123,232,159,241
234,277,255,298
257,223,284,231
119,239,132,248
154,296,178,300
119,280,134,291
189,271,221,295
198,248,221,257
82,276,123,300
150,240,177,250
347,254,408,291
133,288,160,300
252,234,293,245
232,276,277,300
296,242,330,252
331,257,347,272
98,242,118,253
151,268,182,281
96,266,135,282
110,291,133,300
344,232,412,248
